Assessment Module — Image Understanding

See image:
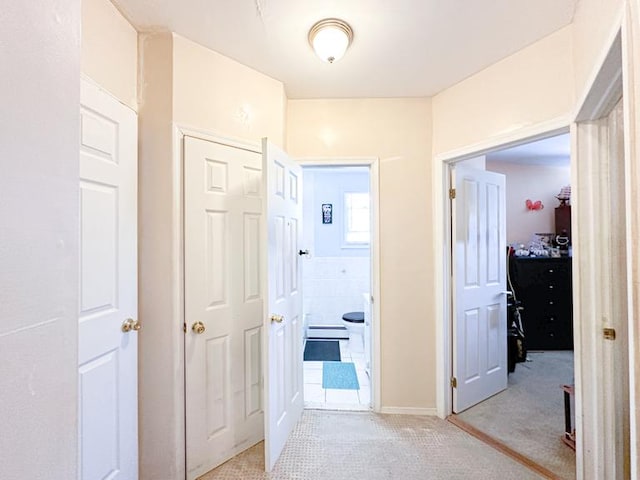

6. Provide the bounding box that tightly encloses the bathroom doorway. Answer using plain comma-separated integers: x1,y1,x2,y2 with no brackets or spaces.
299,163,379,411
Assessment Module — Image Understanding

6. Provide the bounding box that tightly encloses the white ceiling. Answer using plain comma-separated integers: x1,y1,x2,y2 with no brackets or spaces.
486,133,571,166
114,0,578,99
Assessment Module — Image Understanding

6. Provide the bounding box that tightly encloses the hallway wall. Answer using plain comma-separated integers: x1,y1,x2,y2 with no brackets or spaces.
287,98,435,411
0,1,81,478
137,32,287,478
572,0,625,104
81,0,138,110
432,26,574,156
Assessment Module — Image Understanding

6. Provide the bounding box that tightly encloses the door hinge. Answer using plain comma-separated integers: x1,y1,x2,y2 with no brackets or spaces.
603,327,616,340
183,323,187,334
450,377,457,388
371,295,374,304
449,188,456,199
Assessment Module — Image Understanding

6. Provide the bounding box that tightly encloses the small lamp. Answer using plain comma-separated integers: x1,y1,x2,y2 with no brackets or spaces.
308,18,354,63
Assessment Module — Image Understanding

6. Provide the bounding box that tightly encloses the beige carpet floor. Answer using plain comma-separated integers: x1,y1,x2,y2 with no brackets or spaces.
456,350,575,479
200,409,544,479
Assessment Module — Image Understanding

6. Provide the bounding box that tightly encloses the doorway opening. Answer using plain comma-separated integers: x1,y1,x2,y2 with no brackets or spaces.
300,165,375,411
448,132,577,479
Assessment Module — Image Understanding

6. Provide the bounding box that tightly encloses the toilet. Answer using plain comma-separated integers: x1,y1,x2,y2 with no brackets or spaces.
341,311,364,352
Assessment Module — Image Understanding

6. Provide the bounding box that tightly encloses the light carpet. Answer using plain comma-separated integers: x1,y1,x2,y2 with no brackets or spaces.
200,410,544,479
456,350,575,480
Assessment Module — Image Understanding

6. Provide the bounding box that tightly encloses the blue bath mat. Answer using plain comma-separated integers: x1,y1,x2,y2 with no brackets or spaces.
322,361,360,390
304,340,341,361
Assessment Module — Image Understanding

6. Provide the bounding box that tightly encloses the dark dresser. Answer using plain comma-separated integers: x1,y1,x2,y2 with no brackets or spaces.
509,256,573,350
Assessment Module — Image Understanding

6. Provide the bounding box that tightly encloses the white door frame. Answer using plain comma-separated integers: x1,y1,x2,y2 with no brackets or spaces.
297,158,382,413
622,1,640,475
434,16,634,480
573,30,631,480
433,118,570,420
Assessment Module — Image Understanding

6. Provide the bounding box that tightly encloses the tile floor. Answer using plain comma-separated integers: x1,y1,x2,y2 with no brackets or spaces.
303,339,371,410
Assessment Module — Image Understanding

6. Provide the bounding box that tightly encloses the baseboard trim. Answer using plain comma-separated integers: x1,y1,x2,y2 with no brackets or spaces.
447,415,562,480
379,407,438,416
307,325,348,339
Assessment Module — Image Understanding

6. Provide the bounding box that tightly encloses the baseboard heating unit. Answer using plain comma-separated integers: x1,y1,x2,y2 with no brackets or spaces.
306,325,348,340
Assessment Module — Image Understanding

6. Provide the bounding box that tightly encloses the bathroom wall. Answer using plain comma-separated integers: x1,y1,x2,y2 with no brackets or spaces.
302,168,371,328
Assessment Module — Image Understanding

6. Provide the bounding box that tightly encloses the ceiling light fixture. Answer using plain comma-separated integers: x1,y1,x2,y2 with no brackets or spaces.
308,18,353,64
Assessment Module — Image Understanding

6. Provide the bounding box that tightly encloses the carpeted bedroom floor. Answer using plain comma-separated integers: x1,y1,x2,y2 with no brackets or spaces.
455,350,575,479
200,409,544,479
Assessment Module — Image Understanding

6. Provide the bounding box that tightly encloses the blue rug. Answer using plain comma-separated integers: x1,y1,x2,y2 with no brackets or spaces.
304,340,341,361
322,361,360,390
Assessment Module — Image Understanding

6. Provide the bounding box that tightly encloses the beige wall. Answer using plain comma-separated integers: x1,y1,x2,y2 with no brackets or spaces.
432,26,574,156
486,161,571,245
572,0,625,104
1,0,80,478
173,34,286,146
287,98,435,409
138,32,186,480
138,33,288,477
81,0,138,110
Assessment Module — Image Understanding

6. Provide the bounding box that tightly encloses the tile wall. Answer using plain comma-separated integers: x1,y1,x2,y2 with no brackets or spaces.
302,256,370,328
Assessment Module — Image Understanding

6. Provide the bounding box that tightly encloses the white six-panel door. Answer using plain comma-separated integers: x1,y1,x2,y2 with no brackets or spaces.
452,166,507,413
78,80,138,479
184,137,264,479
263,139,304,471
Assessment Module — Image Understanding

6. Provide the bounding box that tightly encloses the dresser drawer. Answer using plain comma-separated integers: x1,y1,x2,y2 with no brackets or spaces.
510,257,573,350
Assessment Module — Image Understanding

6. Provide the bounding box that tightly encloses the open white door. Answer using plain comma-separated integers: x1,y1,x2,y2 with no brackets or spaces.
78,80,138,479
452,165,507,413
263,139,304,471
184,137,264,479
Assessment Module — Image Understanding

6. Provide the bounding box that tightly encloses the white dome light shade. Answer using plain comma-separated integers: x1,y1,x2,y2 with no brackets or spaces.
308,19,353,63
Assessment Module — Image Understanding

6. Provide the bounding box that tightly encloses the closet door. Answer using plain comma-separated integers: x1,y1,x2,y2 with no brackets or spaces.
184,137,264,479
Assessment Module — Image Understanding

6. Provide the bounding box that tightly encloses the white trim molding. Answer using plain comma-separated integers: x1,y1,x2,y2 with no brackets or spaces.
622,2,640,476
379,407,438,416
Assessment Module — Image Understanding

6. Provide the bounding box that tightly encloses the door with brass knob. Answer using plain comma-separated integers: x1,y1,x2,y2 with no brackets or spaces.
264,139,304,471
184,137,265,479
270,314,284,323
121,318,142,333
192,321,206,334
78,80,139,479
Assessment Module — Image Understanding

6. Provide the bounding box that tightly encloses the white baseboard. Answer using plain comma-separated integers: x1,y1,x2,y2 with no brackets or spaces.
307,325,348,339
379,407,438,416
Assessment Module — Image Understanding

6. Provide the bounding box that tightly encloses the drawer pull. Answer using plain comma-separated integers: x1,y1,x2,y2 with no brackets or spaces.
549,285,554,289
549,269,554,273
549,301,554,305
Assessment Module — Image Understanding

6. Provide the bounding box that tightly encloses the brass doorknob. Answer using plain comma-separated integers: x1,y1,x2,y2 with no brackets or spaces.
270,314,284,323
192,321,206,334
122,318,139,333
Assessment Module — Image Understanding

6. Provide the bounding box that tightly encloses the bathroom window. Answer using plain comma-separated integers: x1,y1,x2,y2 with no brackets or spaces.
343,192,370,246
